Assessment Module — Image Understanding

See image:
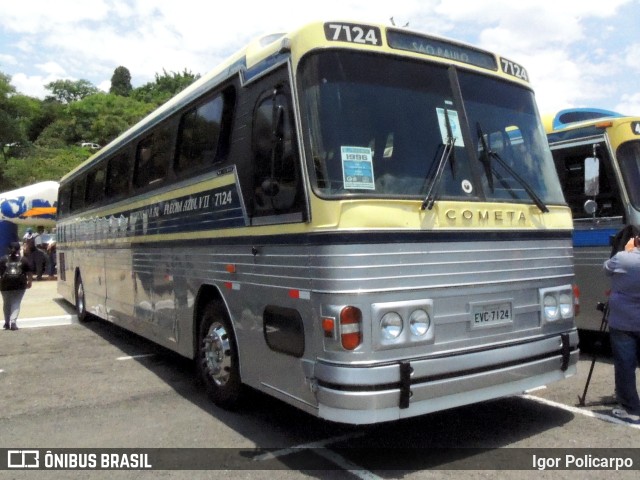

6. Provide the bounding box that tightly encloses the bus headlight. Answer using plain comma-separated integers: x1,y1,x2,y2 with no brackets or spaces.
543,294,560,321
380,312,403,340
409,309,430,337
559,292,573,319
540,285,574,323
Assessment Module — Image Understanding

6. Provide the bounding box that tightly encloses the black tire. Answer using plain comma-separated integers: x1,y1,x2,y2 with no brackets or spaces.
75,274,89,322
197,302,242,409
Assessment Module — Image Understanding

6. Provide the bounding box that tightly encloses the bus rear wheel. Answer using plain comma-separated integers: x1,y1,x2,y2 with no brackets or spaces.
197,302,241,409
75,274,89,322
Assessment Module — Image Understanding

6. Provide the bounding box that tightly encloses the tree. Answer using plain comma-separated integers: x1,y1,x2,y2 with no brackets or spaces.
0,72,20,163
67,93,152,145
110,66,132,97
37,92,153,147
45,79,99,104
132,68,200,106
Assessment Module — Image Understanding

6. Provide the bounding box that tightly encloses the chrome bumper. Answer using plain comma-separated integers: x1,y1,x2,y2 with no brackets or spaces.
314,331,579,424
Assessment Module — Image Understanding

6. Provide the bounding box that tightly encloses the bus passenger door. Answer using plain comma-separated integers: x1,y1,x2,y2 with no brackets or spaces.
249,83,306,223
239,79,315,404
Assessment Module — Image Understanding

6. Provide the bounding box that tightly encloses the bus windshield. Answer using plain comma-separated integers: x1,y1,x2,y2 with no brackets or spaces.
299,50,564,205
617,140,640,211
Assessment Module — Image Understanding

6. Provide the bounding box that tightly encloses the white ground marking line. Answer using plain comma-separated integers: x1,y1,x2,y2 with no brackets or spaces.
523,394,640,430
252,432,367,461
314,448,383,480
0,369,4,374
116,354,156,361
253,431,382,478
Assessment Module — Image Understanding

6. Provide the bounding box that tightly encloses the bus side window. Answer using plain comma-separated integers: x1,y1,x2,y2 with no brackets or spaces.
134,127,173,189
106,153,131,199
85,166,106,206
58,185,71,216
175,89,234,175
70,177,86,212
251,88,302,217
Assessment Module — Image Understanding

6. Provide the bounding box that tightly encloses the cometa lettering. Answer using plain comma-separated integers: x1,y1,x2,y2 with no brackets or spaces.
445,209,527,224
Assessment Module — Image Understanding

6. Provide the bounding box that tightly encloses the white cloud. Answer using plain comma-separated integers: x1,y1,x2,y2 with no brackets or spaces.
36,62,68,77
625,43,640,72
0,0,638,115
616,93,640,115
0,0,111,32
10,73,53,99
0,54,17,67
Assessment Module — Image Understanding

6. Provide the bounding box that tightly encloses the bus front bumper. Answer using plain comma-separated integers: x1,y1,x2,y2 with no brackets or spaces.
314,331,579,424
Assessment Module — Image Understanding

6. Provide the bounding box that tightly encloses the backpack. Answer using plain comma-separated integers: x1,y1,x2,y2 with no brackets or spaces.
1,259,27,290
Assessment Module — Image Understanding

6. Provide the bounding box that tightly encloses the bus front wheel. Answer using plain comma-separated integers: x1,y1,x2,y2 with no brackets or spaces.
197,302,242,409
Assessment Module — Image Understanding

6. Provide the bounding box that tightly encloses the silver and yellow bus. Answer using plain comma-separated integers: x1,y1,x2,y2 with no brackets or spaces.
545,108,640,347
57,20,578,424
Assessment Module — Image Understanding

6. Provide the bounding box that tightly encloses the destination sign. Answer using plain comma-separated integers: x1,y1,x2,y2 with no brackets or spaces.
386,29,497,71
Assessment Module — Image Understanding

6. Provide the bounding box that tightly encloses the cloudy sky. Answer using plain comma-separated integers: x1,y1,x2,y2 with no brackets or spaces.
0,0,639,116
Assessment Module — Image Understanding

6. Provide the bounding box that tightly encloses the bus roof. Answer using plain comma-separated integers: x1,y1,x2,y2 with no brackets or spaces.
542,107,624,133
61,19,532,183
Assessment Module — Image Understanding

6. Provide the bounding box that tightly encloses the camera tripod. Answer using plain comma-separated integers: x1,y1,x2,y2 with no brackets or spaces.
577,301,615,407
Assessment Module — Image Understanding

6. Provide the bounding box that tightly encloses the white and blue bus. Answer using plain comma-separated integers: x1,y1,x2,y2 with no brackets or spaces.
546,108,640,347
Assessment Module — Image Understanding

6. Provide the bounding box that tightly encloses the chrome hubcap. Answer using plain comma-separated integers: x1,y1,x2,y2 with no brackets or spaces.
202,322,231,386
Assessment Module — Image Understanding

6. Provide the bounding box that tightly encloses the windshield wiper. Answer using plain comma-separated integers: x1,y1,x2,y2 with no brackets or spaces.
421,110,456,210
476,122,549,213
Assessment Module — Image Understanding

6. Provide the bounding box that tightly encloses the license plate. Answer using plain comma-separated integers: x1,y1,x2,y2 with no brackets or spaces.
471,302,513,329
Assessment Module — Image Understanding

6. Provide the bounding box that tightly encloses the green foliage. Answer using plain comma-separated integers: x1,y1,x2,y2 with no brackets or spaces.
35,93,153,147
132,68,200,106
0,66,200,192
0,72,15,98
110,66,132,96
1,146,91,191
0,73,20,162
45,79,99,104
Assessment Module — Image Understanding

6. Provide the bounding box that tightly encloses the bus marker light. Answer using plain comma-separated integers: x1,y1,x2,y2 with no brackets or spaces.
288,289,310,299
322,317,335,338
225,264,236,273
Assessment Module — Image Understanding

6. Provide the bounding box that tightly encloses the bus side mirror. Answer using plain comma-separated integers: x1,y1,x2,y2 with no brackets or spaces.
584,199,598,215
584,156,599,197
261,178,280,197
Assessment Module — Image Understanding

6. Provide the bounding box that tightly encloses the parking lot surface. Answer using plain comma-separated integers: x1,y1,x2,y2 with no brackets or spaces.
1,282,639,479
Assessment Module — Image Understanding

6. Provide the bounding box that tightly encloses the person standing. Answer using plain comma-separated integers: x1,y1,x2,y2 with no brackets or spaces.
0,241,33,330
604,234,640,423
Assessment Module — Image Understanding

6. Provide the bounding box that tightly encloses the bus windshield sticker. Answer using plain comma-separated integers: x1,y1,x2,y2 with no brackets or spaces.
500,57,529,82
436,108,465,147
341,146,375,190
324,23,381,46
